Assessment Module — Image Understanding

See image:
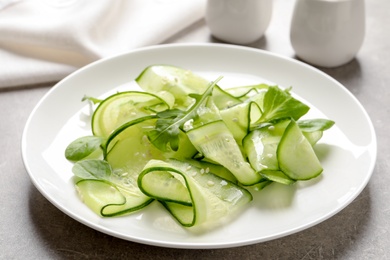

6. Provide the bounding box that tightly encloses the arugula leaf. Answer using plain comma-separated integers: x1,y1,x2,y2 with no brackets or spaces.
65,136,104,161
298,119,335,132
147,77,222,151
72,159,111,180
146,109,186,151
258,86,310,123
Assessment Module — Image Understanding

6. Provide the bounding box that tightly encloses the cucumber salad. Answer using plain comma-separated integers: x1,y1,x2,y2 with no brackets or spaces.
65,65,334,230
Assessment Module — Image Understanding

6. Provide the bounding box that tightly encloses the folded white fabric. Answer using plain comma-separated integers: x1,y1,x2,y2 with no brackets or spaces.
0,0,206,88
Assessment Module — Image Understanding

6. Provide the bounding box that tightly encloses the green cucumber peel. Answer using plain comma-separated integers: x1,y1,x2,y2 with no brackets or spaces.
101,115,158,158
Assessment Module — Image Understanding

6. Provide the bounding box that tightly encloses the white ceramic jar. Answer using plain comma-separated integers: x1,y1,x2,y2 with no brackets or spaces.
290,0,365,68
205,0,273,45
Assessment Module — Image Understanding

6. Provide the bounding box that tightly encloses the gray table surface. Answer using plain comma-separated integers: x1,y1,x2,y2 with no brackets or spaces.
1,0,389,259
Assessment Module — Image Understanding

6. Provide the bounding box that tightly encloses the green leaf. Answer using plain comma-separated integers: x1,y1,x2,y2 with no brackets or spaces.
298,119,335,132
259,86,310,123
82,95,102,104
147,77,222,152
146,109,186,151
65,136,105,161
72,159,112,180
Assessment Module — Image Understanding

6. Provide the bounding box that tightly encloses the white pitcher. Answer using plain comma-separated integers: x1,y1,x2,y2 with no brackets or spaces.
205,0,273,45
290,0,365,68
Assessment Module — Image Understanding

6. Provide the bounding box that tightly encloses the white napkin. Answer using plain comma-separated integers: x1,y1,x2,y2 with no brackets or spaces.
0,0,206,88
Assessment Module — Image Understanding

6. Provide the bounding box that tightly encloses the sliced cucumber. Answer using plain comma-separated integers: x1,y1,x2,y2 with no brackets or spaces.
138,159,252,227
102,115,158,157
220,102,258,145
249,179,272,191
303,131,323,146
92,91,168,137
136,65,210,109
105,116,196,175
105,117,165,175
298,118,335,146
220,103,250,144
224,83,269,101
76,179,125,216
245,90,267,116
260,170,295,185
138,169,192,205
186,120,261,185
277,120,323,180
243,119,290,172
76,179,153,217
212,85,242,110
103,118,172,216
184,159,237,183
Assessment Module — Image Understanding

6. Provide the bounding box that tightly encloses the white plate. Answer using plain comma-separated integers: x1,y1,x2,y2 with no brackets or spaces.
22,44,377,249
